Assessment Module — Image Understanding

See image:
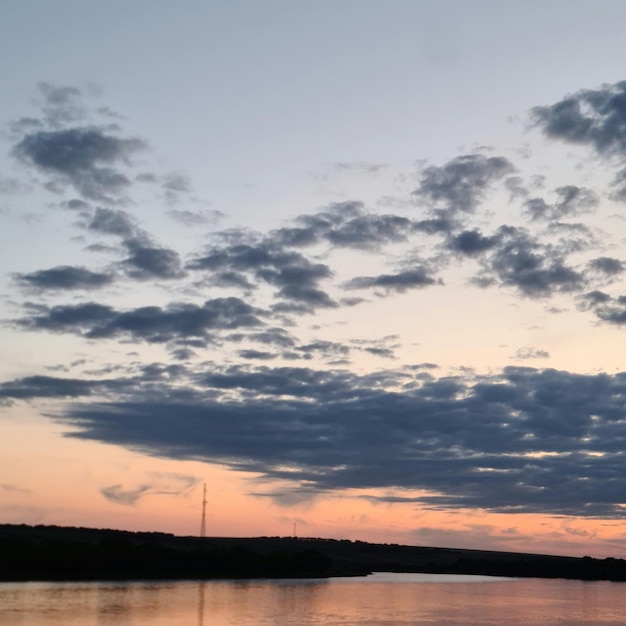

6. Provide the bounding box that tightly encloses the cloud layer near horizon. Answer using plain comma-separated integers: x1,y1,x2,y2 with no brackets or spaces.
4,80,626,519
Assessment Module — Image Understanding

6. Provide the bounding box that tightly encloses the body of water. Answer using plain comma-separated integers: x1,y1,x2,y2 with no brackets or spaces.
2,572,626,625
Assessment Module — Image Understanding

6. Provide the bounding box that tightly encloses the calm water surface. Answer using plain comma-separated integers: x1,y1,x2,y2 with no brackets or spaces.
2,572,626,625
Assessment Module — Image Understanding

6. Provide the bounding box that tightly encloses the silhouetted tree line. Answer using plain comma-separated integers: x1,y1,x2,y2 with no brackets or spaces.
0,526,331,581
2,524,626,582
444,555,626,581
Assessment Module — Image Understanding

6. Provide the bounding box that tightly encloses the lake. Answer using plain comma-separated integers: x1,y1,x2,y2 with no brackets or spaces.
2,572,626,625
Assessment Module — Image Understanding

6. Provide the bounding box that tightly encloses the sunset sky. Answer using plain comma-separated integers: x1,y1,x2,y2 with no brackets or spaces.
5,0,626,558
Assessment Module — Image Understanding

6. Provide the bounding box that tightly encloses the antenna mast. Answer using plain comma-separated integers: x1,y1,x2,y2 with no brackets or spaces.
200,482,207,538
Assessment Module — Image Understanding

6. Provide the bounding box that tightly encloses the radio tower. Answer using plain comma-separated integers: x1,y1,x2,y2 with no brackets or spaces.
200,482,207,538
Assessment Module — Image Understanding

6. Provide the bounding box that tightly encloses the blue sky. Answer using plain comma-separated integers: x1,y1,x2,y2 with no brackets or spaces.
4,1,626,556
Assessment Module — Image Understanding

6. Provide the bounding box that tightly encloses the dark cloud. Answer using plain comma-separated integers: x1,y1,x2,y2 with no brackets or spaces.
86,208,184,280
7,84,146,203
577,290,612,311
233,328,296,349
609,168,626,202
88,207,136,238
449,229,499,256
361,346,396,359
524,186,598,221
15,298,264,345
326,214,413,249
582,292,626,325
0,366,191,404
209,270,254,290
189,241,335,312
13,128,145,202
294,340,350,361
121,239,184,280
476,227,584,297
532,81,626,158
587,257,624,276
0,375,100,400
270,283,337,312
414,154,514,215
273,202,417,250
14,266,114,291
344,267,439,294
33,364,626,518
170,347,196,361
412,215,455,235
531,82,626,212
238,349,276,361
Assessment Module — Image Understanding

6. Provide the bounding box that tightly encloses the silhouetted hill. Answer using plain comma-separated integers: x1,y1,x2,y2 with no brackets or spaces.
1,524,625,582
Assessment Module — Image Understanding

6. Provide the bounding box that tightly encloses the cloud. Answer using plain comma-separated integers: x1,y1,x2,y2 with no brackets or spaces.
449,229,499,256
0,374,125,401
121,239,184,280
100,484,151,506
9,78,626,533
531,80,626,158
344,267,439,294
189,240,336,312
272,202,417,250
513,347,550,360
349,335,399,354
228,328,296,349
475,226,584,297
13,128,146,202
587,257,624,277
161,172,191,204
15,298,264,345
40,364,626,518
8,84,150,205
238,349,277,361
36,82,86,127
14,266,114,291
531,81,626,203
413,154,514,215
333,161,387,174
294,340,351,361
582,292,626,325
85,207,185,280
100,473,198,506
326,213,414,249
88,207,136,237
168,208,221,227
524,186,598,221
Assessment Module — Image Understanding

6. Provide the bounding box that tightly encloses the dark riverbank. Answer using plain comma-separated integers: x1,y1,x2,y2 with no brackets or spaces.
1,524,625,582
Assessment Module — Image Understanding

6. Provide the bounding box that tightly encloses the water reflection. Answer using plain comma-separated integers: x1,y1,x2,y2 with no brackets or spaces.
2,575,626,625
197,582,204,626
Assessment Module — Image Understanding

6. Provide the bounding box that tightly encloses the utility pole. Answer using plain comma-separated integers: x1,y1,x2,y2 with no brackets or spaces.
200,483,207,538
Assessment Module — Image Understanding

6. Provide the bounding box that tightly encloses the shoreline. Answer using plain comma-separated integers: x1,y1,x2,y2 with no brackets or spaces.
2,524,625,583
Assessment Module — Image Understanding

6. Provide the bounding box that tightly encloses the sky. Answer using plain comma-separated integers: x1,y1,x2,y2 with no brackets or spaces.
4,1,626,558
